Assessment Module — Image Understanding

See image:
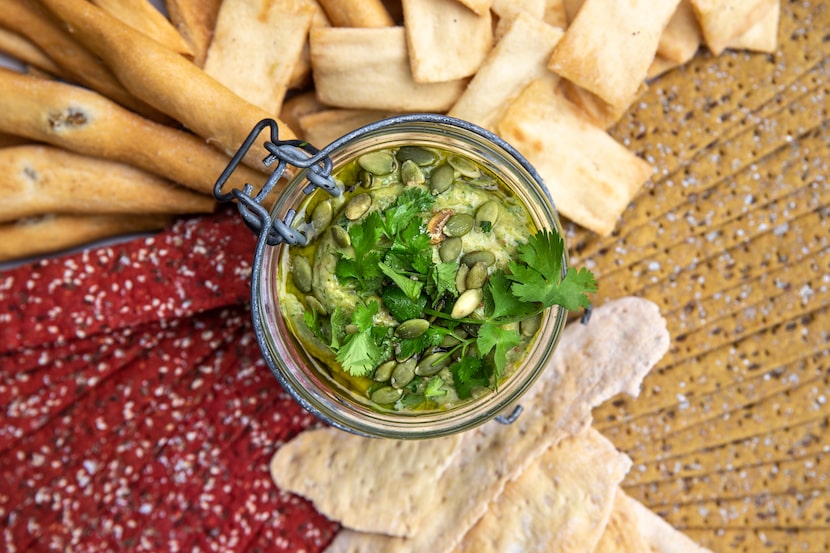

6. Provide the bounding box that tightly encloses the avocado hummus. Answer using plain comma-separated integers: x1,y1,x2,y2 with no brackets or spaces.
277,145,581,414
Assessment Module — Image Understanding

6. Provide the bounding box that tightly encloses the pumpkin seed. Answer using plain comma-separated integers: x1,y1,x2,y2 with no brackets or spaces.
440,333,460,348
475,200,499,228
443,213,474,237
520,313,542,337
358,151,396,175
461,250,496,267
357,170,374,189
439,237,462,262
395,318,430,339
396,146,437,166
344,193,371,220
305,295,327,316
415,352,448,376
447,154,480,178
311,200,333,231
429,163,454,194
390,358,417,389
455,263,469,294
292,256,312,293
401,159,425,186
373,360,396,382
345,323,359,335
330,225,351,247
370,386,403,404
465,262,488,289
451,288,482,318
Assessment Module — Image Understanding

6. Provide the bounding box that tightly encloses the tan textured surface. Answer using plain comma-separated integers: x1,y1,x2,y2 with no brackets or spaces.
569,2,829,551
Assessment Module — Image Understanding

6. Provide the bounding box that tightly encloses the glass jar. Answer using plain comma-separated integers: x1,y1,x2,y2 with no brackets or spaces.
222,114,569,439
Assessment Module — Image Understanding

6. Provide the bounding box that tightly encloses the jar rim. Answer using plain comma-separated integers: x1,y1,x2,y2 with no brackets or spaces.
251,114,569,439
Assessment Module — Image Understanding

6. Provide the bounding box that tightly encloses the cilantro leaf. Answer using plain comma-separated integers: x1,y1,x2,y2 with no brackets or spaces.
424,376,447,398
336,331,381,377
449,357,490,399
428,261,459,299
379,261,423,301
382,188,434,237
396,327,442,360
507,230,596,311
476,322,521,382
381,286,427,321
485,270,536,320
349,211,384,261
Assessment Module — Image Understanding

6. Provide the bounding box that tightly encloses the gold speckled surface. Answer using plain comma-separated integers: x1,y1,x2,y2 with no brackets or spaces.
571,2,829,551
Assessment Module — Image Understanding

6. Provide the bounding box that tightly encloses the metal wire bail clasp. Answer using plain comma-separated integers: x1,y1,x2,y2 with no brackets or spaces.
213,118,342,247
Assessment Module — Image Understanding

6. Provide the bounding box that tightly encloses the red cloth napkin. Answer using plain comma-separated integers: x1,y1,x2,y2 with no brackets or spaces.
0,207,339,552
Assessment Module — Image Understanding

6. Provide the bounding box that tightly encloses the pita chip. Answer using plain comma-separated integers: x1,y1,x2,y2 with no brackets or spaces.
310,26,467,111
453,0,492,16
317,0,394,27
299,109,399,148
401,0,493,83
543,0,569,29
497,80,653,236
726,0,780,54
558,79,646,130
448,13,563,131
490,0,545,21
165,0,221,66
548,0,680,109
690,0,776,55
204,0,317,115
275,297,669,552
452,428,631,553
657,0,702,65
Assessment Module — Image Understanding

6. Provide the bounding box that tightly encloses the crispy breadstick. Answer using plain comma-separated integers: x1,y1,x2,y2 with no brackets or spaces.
164,0,222,66
0,213,172,263
38,0,298,171
317,0,394,27
279,91,328,138
0,133,28,148
0,0,163,121
90,0,193,57
0,26,64,76
0,145,215,223
0,69,267,196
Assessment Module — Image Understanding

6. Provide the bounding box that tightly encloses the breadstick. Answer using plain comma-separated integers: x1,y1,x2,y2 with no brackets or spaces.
0,0,164,121
0,69,268,196
90,0,193,57
0,214,172,263
0,26,64,76
38,0,299,171
0,145,215,223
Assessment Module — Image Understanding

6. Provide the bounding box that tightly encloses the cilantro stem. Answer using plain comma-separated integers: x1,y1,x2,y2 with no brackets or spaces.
422,304,547,326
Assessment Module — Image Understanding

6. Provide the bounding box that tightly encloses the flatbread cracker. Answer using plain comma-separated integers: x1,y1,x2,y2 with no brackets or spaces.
275,297,670,552
401,0,492,83
298,109,398,148
597,492,714,553
452,428,631,553
490,0,545,20
309,26,467,111
0,145,214,222
726,0,779,54
448,13,563,131
497,80,653,236
543,0,568,29
690,0,775,55
453,0,492,16
548,0,680,109
557,79,645,130
204,0,316,115
165,0,222,67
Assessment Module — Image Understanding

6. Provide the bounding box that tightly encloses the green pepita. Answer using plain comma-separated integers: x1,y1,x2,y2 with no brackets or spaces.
461,250,496,267
395,318,430,339
373,360,396,382
390,358,416,389
475,200,499,228
358,151,396,175
429,163,454,194
330,225,351,247
465,262,488,290
396,146,437,166
370,386,403,404
439,237,462,262
305,294,327,316
447,154,480,178
443,213,474,237
455,263,469,294
311,201,333,231
415,352,448,376
401,159,425,186
292,256,312,293
344,193,371,220
451,288,482,318
520,313,542,337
